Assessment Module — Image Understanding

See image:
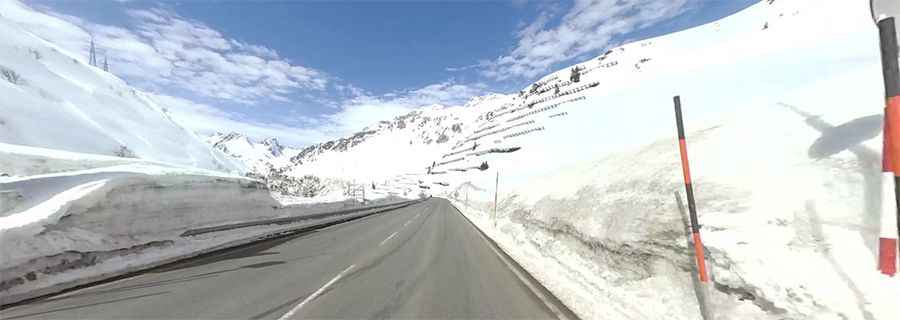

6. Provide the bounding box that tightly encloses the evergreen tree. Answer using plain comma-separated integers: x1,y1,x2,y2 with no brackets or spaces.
103,55,109,72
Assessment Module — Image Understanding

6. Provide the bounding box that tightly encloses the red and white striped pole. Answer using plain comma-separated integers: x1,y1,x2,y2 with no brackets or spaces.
674,96,709,283
877,16,900,276
880,119,897,276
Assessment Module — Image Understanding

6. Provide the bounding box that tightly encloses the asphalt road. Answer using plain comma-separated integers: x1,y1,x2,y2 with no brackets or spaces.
1,198,576,319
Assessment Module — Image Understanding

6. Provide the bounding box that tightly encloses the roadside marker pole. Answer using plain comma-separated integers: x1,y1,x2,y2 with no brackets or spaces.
674,96,709,283
877,17,900,276
494,171,499,226
880,122,897,276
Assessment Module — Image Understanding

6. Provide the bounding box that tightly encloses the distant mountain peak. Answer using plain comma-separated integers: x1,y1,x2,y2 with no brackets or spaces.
262,137,283,157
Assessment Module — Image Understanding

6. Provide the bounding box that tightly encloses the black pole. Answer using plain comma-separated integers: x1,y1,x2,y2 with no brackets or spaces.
878,18,900,97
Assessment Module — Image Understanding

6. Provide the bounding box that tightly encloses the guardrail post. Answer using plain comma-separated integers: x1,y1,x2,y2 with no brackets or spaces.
674,96,709,283
878,17,900,276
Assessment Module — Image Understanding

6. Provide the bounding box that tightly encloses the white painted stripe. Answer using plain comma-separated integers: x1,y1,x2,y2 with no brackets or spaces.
379,231,399,246
403,220,411,227
882,172,899,238
277,264,355,320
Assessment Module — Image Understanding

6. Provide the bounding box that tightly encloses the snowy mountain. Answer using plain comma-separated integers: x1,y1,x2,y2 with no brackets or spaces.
272,103,478,188
211,0,900,319
205,132,297,174
261,138,284,157
0,0,239,172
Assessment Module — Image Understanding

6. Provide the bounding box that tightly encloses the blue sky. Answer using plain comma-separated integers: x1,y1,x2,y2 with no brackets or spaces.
28,0,754,146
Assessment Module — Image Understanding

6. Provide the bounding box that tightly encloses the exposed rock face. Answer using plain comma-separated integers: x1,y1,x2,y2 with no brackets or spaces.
262,138,283,157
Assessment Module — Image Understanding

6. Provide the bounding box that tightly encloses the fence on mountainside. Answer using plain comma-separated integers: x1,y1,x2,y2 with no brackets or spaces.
436,157,466,167
464,120,536,143
503,126,545,139
507,97,585,123
549,112,568,118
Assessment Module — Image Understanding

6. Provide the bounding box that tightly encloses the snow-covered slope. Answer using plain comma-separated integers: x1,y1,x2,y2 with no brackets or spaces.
0,0,238,172
285,100,496,184
220,0,898,319
442,1,899,319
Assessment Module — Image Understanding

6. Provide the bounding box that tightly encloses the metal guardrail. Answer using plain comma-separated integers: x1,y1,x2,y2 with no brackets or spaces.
180,198,425,237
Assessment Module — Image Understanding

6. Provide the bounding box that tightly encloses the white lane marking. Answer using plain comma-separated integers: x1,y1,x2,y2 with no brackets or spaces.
277,264,355,320
403,220,411,227
379,231,399,246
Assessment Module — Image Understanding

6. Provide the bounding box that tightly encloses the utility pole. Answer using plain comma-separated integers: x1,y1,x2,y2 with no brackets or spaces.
89,37,97,67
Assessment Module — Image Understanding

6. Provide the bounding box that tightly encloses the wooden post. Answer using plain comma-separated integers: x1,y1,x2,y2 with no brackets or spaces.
674,96,710,283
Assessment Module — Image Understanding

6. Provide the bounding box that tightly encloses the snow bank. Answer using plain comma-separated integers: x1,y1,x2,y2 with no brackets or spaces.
0,179,107,228
451,103,900,318
0,168,406,305
0,142,245,181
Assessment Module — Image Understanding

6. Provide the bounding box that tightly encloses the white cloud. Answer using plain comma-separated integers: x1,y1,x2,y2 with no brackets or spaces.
324,81,489,134
7,1,328,104
445,62,488,72
483,0,693,80
153,94,332,147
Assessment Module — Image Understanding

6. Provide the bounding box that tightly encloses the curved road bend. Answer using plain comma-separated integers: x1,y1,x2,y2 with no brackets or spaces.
1,198,577,319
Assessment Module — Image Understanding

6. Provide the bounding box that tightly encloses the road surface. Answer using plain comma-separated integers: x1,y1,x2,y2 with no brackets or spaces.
1,198,576,319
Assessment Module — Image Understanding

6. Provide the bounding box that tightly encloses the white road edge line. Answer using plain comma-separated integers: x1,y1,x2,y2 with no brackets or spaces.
470,218,571,320
277,264,355,320
379,231,399,246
